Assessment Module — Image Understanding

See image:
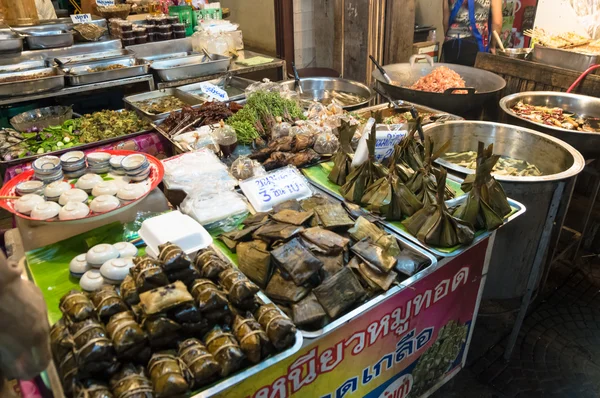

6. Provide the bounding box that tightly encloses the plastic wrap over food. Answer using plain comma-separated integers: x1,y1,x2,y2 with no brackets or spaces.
181,190,249,229
245,78,282,96
163,149,237,194
230,156,266,181
173,125,220,153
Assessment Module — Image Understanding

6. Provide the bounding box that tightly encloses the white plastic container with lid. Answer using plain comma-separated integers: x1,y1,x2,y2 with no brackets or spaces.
139,211,213,259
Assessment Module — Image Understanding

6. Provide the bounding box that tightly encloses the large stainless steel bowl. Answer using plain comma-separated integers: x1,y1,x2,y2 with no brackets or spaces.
279,77,374,111
500,91,600,158
424,121,584,299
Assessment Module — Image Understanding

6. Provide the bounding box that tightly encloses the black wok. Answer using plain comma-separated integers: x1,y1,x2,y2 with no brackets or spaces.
372,55,506,115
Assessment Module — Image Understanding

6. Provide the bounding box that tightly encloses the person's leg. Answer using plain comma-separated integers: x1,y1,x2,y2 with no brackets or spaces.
442,39,480,66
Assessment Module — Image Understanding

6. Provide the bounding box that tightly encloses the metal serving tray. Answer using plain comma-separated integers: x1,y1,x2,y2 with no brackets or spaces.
139,51,197,63
22,29,74,50
0,31,23,54
150,54,231,82
124,88,205,121
176,76,254,102
0,67,64,98
532,45,599,72
186,245,304,398
64,56,149,86
51,49,130,66
0,58,47,73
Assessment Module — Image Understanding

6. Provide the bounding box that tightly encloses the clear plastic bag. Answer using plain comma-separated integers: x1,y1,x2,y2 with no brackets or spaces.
313,130,340,154
271,116,292,140
180,190,249,230
230,156,266,180
305,102,327,119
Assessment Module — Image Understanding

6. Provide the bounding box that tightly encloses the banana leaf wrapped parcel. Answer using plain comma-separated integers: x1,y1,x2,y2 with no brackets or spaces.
59,290,96,322
157,242,192,273
178,338,221,387
194,248,231,280
106,311,148,360
219,268,260,309
233,312,273,363
255,304,297,350
361,167,423,220
147,352,191,398
69,318,118,375
74,380,114,398
328,120,357,185
131,257,170,293
109,363,154,398
120,275,140,306
89,285,128,322
454,142,512,231
406,137,453,207
402,168,475,247
203,325,245,377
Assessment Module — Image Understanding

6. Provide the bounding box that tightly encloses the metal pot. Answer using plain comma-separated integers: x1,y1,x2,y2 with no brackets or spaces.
372,55,506,115
424,121,585,299
497,48,532,60
499,91,600,159
278,77,374,111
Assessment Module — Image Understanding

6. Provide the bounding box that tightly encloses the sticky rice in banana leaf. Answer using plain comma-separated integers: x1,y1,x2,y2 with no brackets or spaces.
89,285,128,322
233,313,273,363
291,293,327,327
455,142,512,230
203,326,245,376
340,124,388,204
300,194,331,211
313,267,366,318
265,269,310,304
243,212,269,227
329,120,357,185
385,118,425,171
109,364,153,398
255,304,297,350
106,311,148,360
313,203,355,230
166,263,201,287
157,242,191,272
59,290,95,322
273,199,303,212
402,168,475,247
190,279,229,313
270,209,314,226
270,238,323,285
348,256,397,292
220,224,263,252
147,351,190,398
139,281,194,316
342,201,382,223
316,252,344,281
50,318,74,362
194,248,231,280
252,221,305,244
120,275,139,306
74,380,113,398
142,314,182,349
178,338,220,387
237,240,272,288
405,137,451,207
361,168,423,220
131,256,170,293
300,227,349,254
348,216,401,258
350,238,397,273
219,268,260,309
69,318,118,375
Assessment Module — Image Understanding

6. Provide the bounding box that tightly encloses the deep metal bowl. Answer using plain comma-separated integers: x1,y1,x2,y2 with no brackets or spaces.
424,120,585,183
497,48,532,59
279,77,374,111
10,105,73,132
499,91,600,158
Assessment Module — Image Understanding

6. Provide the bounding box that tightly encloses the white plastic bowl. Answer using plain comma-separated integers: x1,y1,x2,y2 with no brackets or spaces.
15,194,45,215
113,241,138,258
30,201,61,220
86,243,119,267
89,195,120,213
59,201,90,220
117,184,147,201
59,188,89,206
100,257,134,284
92,181,118,197
80,269,105,291
75,173,104,191
69,254,90,278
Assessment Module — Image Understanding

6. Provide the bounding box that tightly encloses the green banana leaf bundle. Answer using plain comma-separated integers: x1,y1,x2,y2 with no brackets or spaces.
406,137,453,207
453,142,512,231
402,168,475,247
361,168,423,221
328,120,357,185
340,123,388,204
384,116,425,171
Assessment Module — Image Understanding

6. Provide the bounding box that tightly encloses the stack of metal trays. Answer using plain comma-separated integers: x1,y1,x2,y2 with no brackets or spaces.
150,54,231,82
62,56,149,86
532,45,599,72
139,51,197,63
0,58,47,74
0,67,64,97
176,76,254,102
124,88,205,121
0,31,23,55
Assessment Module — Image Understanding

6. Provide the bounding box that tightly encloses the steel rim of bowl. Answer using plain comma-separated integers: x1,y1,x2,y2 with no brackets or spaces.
423,120,585,183
499,91,600,137
280,77,375,106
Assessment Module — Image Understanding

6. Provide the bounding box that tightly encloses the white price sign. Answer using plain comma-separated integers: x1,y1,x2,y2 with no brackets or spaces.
96,0,115,6
374,127,407,162
70,13,92,23
200,83,229,102
240,167,312,212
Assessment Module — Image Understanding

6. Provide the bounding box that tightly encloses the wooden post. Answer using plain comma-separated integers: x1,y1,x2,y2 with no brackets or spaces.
0,0,39,25
384,0,415,64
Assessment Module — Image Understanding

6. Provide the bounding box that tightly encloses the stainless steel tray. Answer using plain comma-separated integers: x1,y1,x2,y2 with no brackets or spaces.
532,45,599,72
124,88,205,121
0,31,23,54
150,54,231,82
187,245,304,398
176,76,254,102
140,51,197,63
64,56,149,86
22,29,74,50
51,49,130,66
0,58,47,73
125,37,192,58
0,67,64,98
